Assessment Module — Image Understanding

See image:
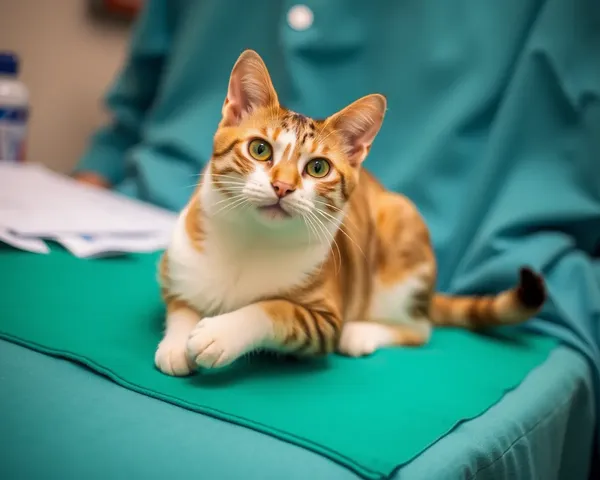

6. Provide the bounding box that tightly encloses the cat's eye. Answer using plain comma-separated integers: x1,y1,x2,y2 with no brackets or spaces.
248,139,273,162
305,158,331,178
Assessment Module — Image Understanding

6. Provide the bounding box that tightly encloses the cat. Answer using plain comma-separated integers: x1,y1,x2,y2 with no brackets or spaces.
155,49,546,376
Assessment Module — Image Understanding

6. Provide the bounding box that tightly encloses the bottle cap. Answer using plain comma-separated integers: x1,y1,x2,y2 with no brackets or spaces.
0,52,19,75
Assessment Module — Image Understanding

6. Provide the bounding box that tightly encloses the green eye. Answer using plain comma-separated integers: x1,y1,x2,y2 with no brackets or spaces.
248,139,272,161
305,158,331,178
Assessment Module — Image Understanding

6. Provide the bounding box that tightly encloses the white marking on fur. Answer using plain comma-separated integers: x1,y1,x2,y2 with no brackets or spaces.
370,276,424,322
338,322,397,357
338,320,431,357
369,266,433,332
273,129,297,165
186,304,275,369
167,187,331,317
245,167,277,206
154,308,199,376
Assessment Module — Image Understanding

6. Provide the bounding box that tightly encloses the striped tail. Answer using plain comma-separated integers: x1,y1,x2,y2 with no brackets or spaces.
430,267,546,328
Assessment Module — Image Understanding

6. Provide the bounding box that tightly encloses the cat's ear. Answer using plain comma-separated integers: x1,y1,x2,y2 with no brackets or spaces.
328,94,387,166
220,50,279,127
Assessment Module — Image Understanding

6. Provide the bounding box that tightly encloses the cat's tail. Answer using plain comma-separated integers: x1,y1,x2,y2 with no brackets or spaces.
429,267,546,328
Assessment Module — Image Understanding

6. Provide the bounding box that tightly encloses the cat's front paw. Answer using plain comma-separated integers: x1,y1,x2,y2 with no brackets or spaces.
155,337,195,376
186,314,254,369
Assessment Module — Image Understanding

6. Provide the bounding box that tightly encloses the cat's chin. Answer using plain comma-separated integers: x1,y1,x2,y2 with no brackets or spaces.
256,204,292,222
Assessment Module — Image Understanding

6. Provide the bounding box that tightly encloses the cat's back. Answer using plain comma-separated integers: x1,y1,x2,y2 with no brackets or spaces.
357,167,424,222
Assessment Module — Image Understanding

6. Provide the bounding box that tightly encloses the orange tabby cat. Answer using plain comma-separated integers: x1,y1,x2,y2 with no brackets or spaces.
155,50,546,376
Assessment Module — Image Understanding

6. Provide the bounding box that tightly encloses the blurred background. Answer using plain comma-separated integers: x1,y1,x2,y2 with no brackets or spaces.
0,0,138,173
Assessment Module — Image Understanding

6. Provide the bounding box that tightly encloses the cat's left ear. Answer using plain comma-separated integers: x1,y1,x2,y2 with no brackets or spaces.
328,94,387,166
220,50,279,127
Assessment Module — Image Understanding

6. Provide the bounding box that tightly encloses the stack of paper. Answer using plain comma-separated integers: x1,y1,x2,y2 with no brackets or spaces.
0,162,177,258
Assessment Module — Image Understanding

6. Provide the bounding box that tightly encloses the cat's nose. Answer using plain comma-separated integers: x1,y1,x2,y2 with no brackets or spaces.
271,181,296,198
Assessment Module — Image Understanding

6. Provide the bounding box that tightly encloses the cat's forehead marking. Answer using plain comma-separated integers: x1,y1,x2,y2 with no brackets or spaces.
301,131,316,147
280,143,292,163
287,111,308,126
277,110,320,150
263,109,328,165
277,129,298,150
281,111,315,133
266,127,298,166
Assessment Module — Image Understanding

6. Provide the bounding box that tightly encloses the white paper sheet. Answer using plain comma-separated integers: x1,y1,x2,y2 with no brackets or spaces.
0,162,177,256
52,233,170,258
0,229,49,254
0,162,177,236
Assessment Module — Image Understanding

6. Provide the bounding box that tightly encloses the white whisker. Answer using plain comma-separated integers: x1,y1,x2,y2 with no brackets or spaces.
196,173,244,181
185,172,247,191
307,210,341,275
313,126,337,145
211,193,247,208
296,207,327,275
216,186,248,195
209,181,247,187
220,198,251,218
287,204,315,253
312,199,358,229
314,208,367,261
212,195,251,217
218,198,251,217
298,208,319,244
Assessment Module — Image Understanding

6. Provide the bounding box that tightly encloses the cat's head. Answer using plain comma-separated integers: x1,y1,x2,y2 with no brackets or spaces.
203,50,386,234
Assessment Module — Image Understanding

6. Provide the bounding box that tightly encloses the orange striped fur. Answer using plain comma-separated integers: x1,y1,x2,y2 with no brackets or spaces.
154,50,546,376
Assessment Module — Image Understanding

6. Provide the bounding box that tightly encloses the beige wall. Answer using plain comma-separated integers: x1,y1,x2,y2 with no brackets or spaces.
0,0,131,172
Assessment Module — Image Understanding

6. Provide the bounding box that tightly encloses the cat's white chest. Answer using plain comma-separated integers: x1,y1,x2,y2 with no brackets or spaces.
165,210,322,315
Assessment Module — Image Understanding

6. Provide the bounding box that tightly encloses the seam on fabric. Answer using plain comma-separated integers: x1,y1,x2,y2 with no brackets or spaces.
0,331,384,479
468,395,574,479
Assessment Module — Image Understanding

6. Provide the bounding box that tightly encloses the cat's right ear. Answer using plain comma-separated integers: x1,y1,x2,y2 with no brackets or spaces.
220,50,279,127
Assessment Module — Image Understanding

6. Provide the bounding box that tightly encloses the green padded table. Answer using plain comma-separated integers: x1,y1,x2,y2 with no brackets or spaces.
1,244,594,479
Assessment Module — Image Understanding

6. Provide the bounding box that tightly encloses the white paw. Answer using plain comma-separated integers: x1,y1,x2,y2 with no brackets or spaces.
186,315,255,369
337,322,387,357
155,337,194,376
338,322,394,357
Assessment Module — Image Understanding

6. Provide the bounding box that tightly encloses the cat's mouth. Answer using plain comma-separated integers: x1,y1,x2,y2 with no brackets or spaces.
257,202,291,220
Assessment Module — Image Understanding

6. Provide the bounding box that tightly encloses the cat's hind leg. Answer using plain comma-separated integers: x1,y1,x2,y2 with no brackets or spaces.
338,192,436,357
340,265,435,357
338,320,431,357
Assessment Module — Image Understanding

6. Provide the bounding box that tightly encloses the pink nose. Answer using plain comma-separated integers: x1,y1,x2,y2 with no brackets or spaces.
271,181,295,198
